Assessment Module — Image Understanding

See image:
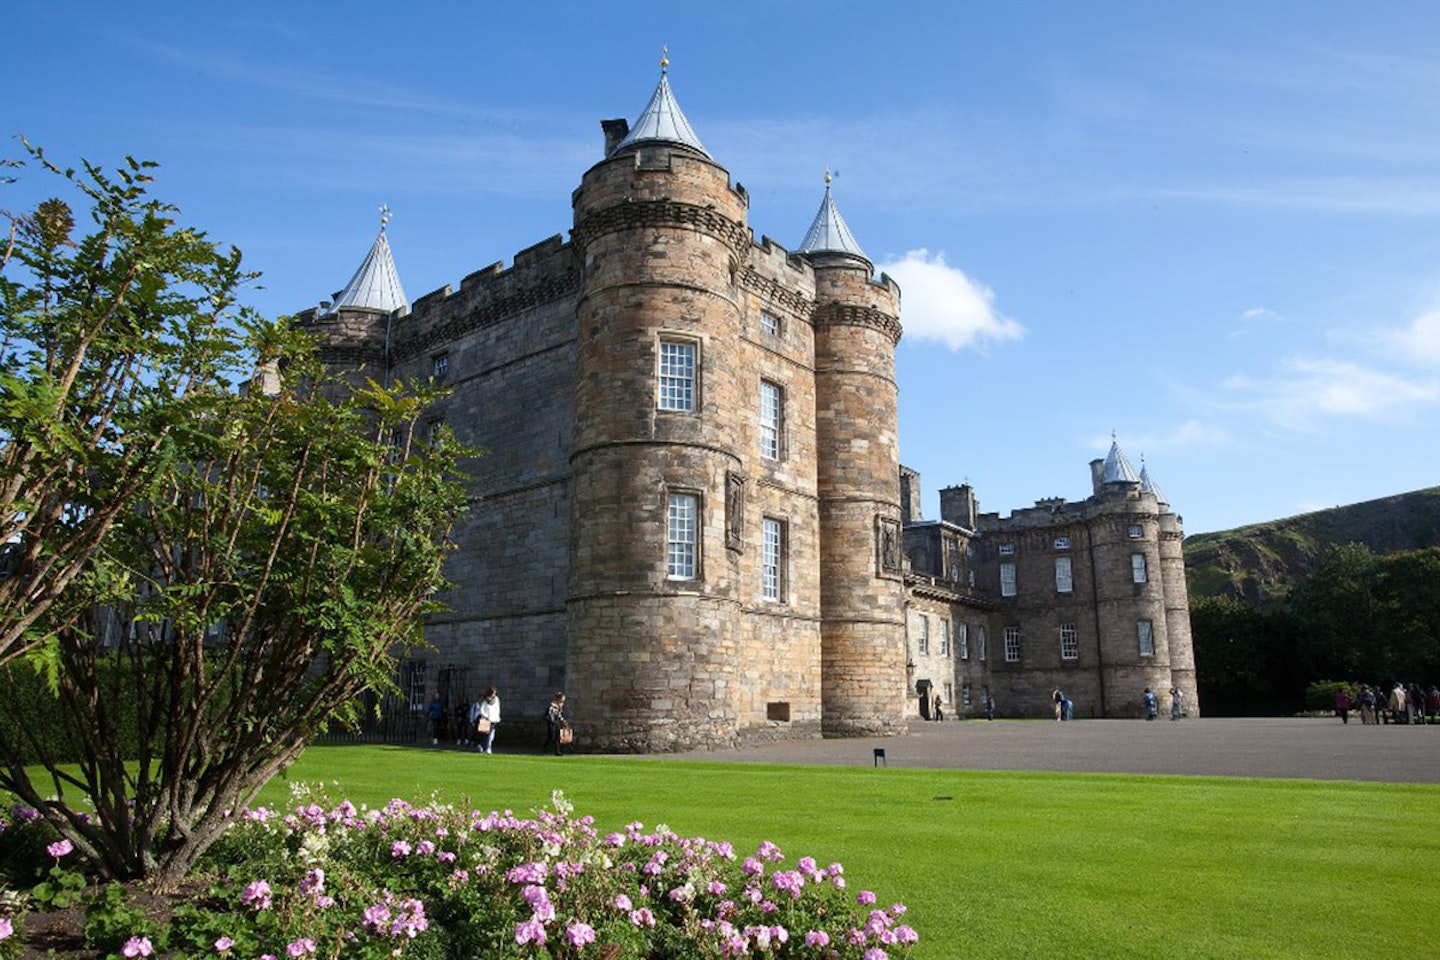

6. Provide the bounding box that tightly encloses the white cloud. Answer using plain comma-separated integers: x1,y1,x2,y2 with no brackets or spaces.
1240,307,1284,323
1379,309,1440,367
879,249,1024,352
1221,356,1440,430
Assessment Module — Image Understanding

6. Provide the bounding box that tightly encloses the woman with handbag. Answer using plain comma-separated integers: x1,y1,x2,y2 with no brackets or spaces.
544,692,570,756
474,687,501,753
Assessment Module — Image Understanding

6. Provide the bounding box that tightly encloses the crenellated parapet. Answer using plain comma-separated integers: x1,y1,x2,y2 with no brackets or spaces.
572,199,752,258
812,301,903,346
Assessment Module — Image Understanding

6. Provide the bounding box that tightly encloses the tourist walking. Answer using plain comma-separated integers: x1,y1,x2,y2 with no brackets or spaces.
1053,688,1065,721
1142,687,1158,721
933,694,944,722
426,694,445,745
984,690,996,721
544,692,570,756
1388,683,1406,724
473,686,501,753
1334,687,1350,724
1358,685,1375,724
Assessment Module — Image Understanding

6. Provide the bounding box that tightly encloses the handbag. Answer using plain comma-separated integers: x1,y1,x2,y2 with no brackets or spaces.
558,726,574,745
475,718,492,735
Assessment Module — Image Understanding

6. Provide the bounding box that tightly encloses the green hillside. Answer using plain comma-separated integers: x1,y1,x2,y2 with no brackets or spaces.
1185,486,1440,606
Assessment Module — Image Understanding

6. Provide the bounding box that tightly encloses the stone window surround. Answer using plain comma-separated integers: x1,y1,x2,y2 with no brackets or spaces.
1138,619,1155,657
657,337,699,413
1003,626,1021,663
761,516,785,602
666,489,701,581
759,378,784,460
1055,556,1073,594
1059,623,1079,661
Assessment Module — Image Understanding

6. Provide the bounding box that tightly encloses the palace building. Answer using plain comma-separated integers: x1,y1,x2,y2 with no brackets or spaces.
299,63,1198,749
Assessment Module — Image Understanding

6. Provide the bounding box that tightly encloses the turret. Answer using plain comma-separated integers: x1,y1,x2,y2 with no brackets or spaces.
297,208,408,384
799,175,908,737
567,58,754,751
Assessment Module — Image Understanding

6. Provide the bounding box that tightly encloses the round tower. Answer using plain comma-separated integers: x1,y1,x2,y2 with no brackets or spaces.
1144,462,1200,717
1086,442,1173,715
567,63,754,751
797,179,908,737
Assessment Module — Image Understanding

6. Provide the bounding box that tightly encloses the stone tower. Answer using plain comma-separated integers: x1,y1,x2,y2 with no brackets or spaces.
567,63,756,750
1145,462,1200,713
798,177,909,736
1085,442,1177,713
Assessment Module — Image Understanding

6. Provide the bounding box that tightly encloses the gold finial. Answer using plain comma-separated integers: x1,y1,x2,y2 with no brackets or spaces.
824,167,832,190
379,203,392,230
660,45,669,75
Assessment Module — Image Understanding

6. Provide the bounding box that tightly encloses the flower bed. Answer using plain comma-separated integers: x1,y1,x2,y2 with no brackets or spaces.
2,790,917,959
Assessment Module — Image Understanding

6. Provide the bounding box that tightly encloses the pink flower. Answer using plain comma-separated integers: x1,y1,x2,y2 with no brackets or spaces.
390,840,412,857
214,936,235,952
515,919,547,946
864,949,889,960
121,937,153,958
613,893,633,911
805,930,830,948
241,880,272,911
856,889,877,905
286,937,315,957
0,918,13,940
565,922,597,948
47,839,74,858
895,925,919,945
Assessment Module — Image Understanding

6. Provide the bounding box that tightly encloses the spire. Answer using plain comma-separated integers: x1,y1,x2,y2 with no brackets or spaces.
797,170,869,261
329,206,409,314
1100,433,1140,485
614,48,710,158
1139,456,1169,506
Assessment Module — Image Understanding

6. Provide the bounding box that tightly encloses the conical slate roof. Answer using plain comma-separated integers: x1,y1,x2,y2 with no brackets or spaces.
797,178,868,260
330,225,408,314
1139,460,1169,505
614,60,709,158
1100,438,1141,485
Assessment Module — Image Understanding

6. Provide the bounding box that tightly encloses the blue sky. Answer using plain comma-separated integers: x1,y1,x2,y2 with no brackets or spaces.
8,0,1440,535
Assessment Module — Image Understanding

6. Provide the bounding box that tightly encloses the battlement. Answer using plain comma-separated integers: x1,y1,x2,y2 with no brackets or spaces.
390,234,580,364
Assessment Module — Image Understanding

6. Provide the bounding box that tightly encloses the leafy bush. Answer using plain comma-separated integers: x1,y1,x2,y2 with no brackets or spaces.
1304,681,1357,713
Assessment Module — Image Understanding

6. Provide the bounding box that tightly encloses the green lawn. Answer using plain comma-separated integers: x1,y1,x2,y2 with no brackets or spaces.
261,744,1438,959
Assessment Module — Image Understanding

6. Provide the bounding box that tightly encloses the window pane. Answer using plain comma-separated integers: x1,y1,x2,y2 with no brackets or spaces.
1132,553,1147,584
1004,626,1021,662
1000,562,1017,597
1138,619,1154,657
977,626,987,661
1060,623,1078,660
760,312,781,336
760,381,782,460
958,622,969,660
762,517,782,600
667,493,698,579
659,341,696,412
1055,556,1073,593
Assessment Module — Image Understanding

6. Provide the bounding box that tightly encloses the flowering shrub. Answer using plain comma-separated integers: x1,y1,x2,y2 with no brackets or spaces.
0,789,917,958
172,788,919,959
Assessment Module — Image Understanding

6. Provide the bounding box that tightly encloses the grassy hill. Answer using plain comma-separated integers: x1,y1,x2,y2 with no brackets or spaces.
1184,485,1440,606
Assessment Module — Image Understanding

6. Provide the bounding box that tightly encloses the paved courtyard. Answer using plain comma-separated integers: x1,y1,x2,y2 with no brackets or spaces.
635,717,1440,784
